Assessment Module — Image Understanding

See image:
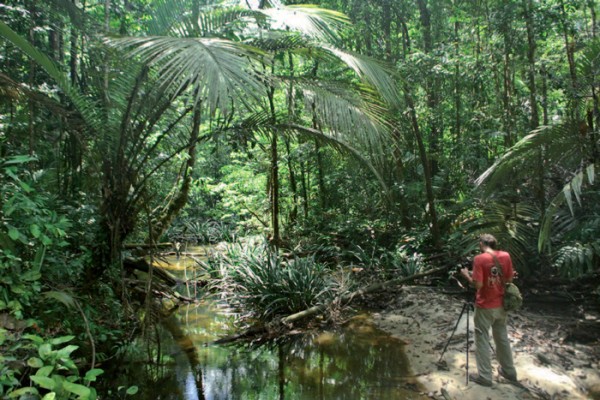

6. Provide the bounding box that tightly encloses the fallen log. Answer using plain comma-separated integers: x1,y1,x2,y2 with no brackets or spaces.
280,265,451,326
124,257,181,287
124,242,174,249
207,265,451,345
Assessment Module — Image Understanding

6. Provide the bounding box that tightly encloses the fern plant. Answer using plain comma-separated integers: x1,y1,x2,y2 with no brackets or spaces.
553,240,600,278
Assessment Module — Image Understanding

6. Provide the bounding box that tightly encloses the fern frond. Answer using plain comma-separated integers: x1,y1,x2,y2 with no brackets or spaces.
553,240,600,278
539,163,597,251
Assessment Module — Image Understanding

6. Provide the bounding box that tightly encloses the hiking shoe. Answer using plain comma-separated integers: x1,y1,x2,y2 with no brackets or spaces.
469,373,492,387
498,367,518,383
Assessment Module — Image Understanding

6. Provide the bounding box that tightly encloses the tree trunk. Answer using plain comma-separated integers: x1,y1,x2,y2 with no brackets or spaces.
404,88,441,249
523,0,544,212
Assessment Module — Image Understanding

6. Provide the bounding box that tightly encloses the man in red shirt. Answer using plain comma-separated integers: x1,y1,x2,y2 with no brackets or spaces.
460,234,518,386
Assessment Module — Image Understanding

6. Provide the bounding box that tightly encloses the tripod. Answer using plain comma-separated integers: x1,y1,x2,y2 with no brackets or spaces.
437,302,474,385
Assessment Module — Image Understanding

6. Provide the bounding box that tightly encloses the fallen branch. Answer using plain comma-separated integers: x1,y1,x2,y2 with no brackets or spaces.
281,265,450,326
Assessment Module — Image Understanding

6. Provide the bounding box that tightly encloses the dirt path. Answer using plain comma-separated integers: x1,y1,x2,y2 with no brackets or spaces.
371,286,600,400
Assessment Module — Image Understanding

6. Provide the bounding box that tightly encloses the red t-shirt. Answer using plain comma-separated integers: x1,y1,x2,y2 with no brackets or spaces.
472,250,514,309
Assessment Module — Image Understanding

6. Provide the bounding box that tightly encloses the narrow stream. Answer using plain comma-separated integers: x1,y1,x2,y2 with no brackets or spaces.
112,248,427,399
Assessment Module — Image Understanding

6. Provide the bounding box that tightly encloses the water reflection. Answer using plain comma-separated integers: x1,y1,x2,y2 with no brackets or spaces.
115,250,426,399
118,300,426,400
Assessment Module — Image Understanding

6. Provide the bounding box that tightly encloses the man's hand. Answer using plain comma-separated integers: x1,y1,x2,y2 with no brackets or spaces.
460,267,471,279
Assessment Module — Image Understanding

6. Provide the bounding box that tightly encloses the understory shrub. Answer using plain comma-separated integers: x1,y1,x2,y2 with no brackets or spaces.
205,239,335,319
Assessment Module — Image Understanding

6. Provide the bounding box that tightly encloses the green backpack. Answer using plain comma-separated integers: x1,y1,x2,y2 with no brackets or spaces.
503,282,523,312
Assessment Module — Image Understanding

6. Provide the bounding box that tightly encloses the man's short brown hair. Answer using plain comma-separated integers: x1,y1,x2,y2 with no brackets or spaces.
480,234,497,249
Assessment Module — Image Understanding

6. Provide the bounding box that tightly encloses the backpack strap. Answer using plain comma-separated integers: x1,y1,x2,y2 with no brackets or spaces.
488,251,507,284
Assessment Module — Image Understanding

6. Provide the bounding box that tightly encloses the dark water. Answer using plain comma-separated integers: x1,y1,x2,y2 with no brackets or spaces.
112,249,427,399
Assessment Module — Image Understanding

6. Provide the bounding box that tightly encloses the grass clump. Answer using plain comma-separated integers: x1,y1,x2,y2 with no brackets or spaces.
205,239,334,320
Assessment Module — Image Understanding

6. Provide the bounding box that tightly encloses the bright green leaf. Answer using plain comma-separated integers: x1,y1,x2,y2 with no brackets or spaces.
30,224,41,238
49,336,75,346
57,344,78,357
63,381,91,398
38,343,52,359
7,386,39,398
30,375,56,390
7,227,19,241
42,393,57,400
84,368,104,382
36,366,54,377
27,357,44,368
126,386,139,395
23,334,44,344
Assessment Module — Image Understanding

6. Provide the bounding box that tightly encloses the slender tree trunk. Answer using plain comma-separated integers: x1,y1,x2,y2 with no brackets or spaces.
404,88,441,249
523,0,544,212
286,52,298,227
453,4,461,143
559,0,578,107
27,0,37,157
267,64,280,246
382,0,392,61
416,0,441,175
541,64,549,125
300,160,309,220
589,0,597,38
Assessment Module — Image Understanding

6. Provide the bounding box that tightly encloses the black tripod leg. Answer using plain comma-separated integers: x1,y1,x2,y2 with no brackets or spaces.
437,302,468,364
466,303,470,385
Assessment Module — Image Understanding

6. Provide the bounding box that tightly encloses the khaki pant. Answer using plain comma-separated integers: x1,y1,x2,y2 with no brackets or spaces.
474,306,517,382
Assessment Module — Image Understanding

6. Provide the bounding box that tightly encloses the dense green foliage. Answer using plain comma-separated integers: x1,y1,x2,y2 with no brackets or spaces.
1,0,600,397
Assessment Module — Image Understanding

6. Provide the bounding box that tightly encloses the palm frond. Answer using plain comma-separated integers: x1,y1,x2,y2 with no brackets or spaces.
475,122,586,189
279,123,389,193
105,36,269,114
247,31,311,52
296,79,389,151
452,201,540,274
257,5,349,43
539,163,597,251
319,45,401,106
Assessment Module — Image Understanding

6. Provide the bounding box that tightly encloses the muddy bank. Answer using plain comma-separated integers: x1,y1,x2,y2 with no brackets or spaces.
372,286,600,400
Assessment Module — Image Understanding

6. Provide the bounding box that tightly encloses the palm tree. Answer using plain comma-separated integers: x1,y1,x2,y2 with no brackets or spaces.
106,0,399,246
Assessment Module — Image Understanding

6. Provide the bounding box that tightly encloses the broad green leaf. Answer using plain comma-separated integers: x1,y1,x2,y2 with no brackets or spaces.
36,366,54,377
10,285,26,294
126,386,139,395
84,368,104,382
30,224,41,238
27,357,44,368
41,235,53,246
63,381,91,399
38,343,52,359
23,334,44,344
59,357,78,371
30,375,56,390
7,386,39,398
49,336,75,346
57,344,78,357
22,271,42,282
7,227,20,241
42,393,57,400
